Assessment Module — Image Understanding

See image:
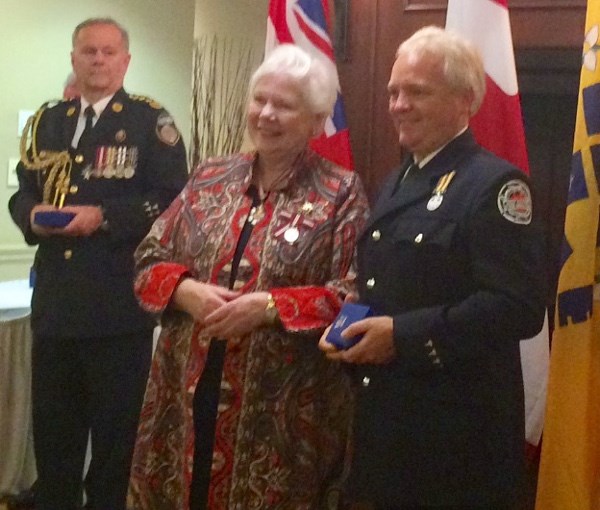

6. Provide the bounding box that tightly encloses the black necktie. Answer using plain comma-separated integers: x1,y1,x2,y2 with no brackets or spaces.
392,159,416,195
77,105,95,148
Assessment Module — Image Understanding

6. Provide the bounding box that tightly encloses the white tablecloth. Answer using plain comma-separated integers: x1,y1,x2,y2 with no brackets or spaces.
0,279,36,495
0,279,32,314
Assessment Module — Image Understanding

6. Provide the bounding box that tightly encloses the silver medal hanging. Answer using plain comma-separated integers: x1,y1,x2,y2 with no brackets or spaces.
284,227,300,244
427,171,456,212
427,194,443,211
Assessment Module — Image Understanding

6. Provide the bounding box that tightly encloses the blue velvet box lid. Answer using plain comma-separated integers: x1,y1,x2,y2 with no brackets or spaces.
326,303,372,350
33,211,75,228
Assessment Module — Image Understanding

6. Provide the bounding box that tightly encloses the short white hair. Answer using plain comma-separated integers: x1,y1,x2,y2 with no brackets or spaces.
249,44,337,117
396,26,486,115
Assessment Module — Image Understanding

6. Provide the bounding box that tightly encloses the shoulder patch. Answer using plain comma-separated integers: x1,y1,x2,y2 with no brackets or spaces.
156,112,180,146
497,179,532,225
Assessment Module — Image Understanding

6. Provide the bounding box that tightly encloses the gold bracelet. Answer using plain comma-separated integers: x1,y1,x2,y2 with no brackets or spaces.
265,292,278,325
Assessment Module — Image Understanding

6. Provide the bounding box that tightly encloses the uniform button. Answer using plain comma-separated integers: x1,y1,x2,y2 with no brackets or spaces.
414,233,423,243
362,376,370,387
64,250,73,260
366,278,375,289
69,185,78,194
75,154,84,163
371,229,381,241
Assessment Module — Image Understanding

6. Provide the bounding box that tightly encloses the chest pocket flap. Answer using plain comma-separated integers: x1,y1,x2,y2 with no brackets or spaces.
392,217,457,250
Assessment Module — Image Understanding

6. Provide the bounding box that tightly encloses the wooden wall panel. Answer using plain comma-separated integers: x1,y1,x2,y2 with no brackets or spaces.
511,9,585,48
336,0,379,195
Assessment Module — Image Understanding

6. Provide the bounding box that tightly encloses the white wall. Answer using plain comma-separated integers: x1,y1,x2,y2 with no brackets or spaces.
0,0,195,281
194,0,269,153
195,0,269,41
0,0,270,282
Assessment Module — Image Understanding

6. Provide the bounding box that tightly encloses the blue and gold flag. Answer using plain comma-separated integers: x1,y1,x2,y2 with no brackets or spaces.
536,2,600,509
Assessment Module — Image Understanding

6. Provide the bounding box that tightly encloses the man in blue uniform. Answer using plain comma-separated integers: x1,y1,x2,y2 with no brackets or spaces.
9,18,188,510
320,26,547,509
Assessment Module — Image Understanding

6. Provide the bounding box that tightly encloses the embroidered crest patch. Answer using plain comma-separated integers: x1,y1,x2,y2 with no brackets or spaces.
497,179,532,225
156,113,180,146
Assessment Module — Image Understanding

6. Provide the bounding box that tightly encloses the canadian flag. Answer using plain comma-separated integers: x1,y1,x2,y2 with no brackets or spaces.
446,0,528,172
446,0,549,448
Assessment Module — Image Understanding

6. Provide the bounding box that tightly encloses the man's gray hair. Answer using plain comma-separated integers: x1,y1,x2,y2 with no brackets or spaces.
249,44,337,117
396,25,486,115
72,18,130,51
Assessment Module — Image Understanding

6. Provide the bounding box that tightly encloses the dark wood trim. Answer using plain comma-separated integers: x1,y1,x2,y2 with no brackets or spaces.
365,0,380,190
510,0,585,6
403,0,446,10
333,0,350,62
403,0,585,11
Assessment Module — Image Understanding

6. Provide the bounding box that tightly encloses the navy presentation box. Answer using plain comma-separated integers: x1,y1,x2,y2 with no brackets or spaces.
34,211,76,228
326,303,372,350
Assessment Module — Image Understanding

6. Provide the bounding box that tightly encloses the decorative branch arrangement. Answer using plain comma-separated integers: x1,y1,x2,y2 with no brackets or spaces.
189,35,259,169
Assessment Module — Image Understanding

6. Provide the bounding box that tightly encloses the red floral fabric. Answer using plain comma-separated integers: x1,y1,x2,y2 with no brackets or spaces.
127,150,369,509
133,262,189,312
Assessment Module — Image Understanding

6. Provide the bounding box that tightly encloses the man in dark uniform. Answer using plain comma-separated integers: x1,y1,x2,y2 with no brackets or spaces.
320,26,547,509
9,18,188,510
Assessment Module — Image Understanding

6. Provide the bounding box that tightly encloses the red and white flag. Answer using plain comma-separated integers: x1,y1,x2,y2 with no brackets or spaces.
266,0,354,170
446,0,549,447
446,0,528,172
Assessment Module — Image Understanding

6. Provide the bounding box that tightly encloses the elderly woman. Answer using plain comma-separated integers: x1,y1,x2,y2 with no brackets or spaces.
127,44,369,509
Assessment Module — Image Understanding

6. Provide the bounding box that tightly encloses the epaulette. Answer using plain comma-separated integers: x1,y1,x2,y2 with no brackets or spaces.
27,99,68,133
129,94,162,109
28,101,56,129
44,98,71,110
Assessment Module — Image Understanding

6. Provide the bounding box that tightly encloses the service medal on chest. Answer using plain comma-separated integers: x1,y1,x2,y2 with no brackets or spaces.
427,194,443,211
284,227,300,244
427,171,457,212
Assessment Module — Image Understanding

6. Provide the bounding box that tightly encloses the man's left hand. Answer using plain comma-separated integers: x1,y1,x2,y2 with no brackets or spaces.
323,316,396,364
60,205,104,236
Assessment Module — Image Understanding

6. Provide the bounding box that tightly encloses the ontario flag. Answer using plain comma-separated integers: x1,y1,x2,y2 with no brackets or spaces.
266,0,354,170
536,1,600,507
446,0,550,449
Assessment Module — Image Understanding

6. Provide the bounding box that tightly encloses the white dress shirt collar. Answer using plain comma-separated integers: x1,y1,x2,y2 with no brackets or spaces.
414,125,469,169
80,94,114,121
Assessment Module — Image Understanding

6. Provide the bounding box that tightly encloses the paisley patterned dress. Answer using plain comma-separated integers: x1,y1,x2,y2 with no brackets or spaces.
127,150,369,509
